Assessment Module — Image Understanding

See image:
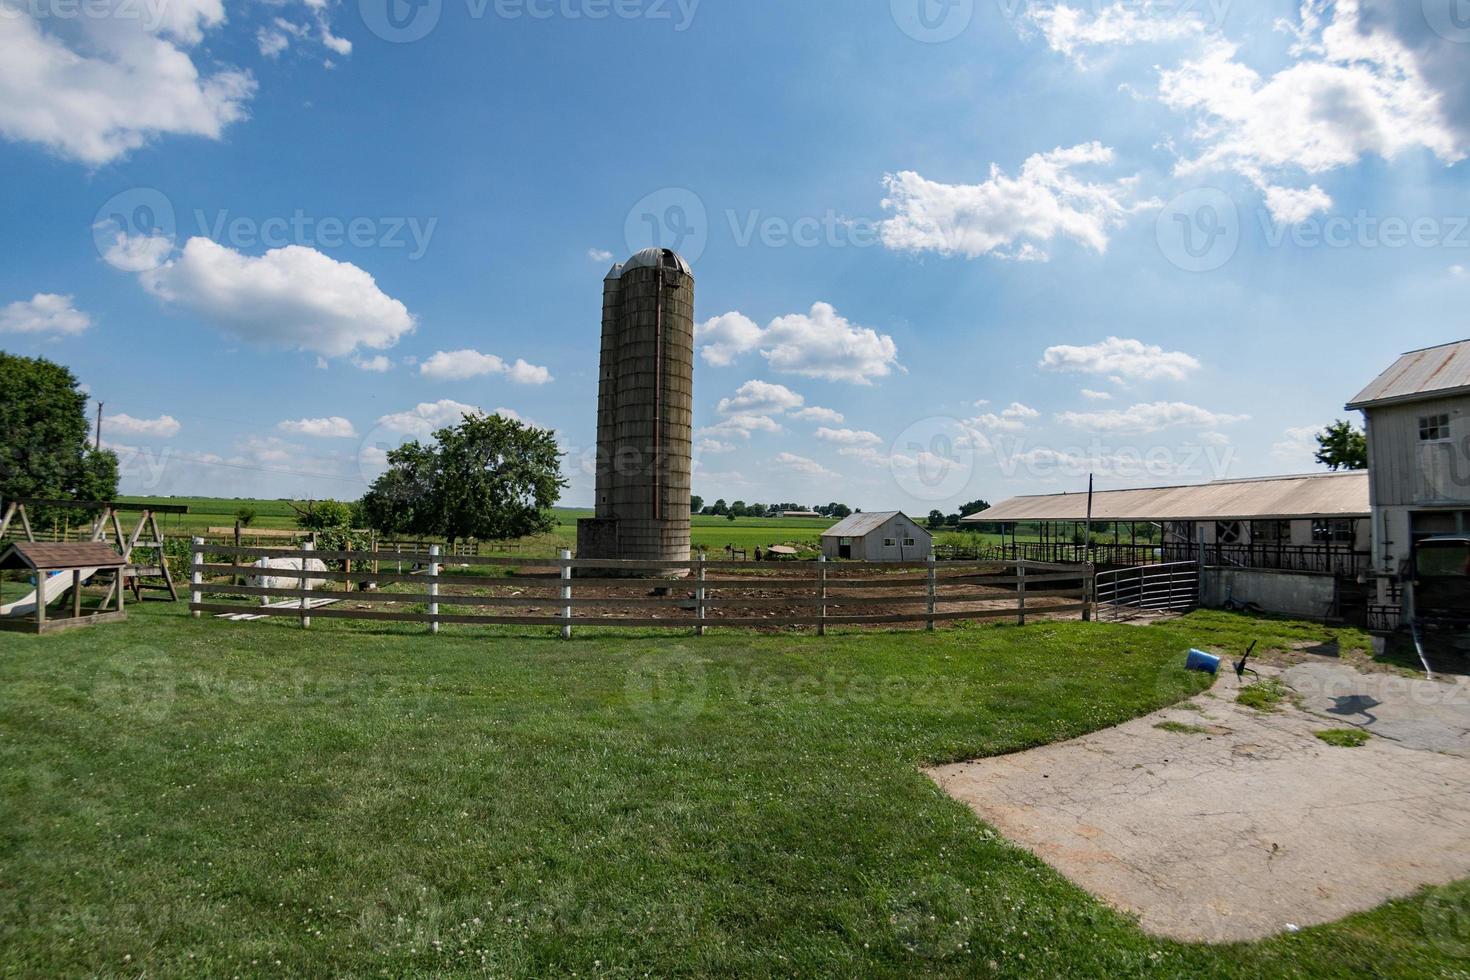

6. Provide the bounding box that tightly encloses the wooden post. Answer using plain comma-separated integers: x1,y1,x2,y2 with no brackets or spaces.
1082,562,1093,621
344,540,353,593
34,572,46,629
190,537,203,618
300,541,315,628
818,554,827,637
695,550,706,638
233,521,242,586
72,569,82,619
115,569,125,614
559,549,572,640
1017,560,1027,626
428,544,440,635
926,553,936,631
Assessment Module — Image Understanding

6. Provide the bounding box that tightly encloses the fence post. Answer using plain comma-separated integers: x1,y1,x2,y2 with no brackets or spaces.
1017,560,1027,626
926,553,936,631
560,549,572,640
818,554,827,637
190,536,203,618
695,550,706,638
300,540,315,629
1082,563,1093,622
428,544,440,635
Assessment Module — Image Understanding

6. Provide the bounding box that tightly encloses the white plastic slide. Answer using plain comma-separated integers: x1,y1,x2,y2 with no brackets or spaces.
0,567,99,617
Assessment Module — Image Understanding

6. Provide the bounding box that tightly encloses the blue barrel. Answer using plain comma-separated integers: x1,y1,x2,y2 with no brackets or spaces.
1185,649,1221,674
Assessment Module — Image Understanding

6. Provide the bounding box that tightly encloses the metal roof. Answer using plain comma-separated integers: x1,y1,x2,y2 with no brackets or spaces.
821,511,930,538
0,541,126,571
1346,339,1470,409
964,472,1369,524
606,248,694,281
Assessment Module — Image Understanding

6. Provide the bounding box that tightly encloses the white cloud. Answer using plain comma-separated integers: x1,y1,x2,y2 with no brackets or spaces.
1262,184,1333,224
375,399,482,439
761,303,900,384
696,438,736,454
1080,388,1113,401
1057,401,1248,433
0,0,256,166
1030,2,1209,61
773,452,835,478
278,416,358,438
141,238,415,357
1271,424,1323,464
790,406,845,424
697,304,900,384
814,427,883,447
103,412,180,438
695,312,764,367
100,231,175,273
1157,3,1466,215
716,380,805,416
878,142,1157,261
588,248,614,262
1040,337,1200,382
1452,265,1469,280
696,414,783,441
419,349,553,384
0,293,91,335
352,354,393,373
968,402,1040,432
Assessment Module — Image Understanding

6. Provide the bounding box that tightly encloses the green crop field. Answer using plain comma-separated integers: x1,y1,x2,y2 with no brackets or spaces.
1,603,1458,977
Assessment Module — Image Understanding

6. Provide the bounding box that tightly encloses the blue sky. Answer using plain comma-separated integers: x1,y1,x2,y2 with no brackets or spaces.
2,0,1468,510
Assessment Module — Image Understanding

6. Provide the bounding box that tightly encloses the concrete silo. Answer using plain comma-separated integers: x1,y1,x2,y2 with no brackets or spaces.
576,247,695,567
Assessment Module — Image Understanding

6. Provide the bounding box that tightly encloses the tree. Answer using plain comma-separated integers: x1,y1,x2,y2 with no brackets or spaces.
296,499,355,531
927,509,946,529
709,498,728,516
958,499,990,517
1314,420,1367,471
0,352,118,508
690,494,704,514
360,412,565,543
234,506,257,527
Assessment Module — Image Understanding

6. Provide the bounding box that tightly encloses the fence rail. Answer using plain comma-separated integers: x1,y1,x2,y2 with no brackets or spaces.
189,541,1092,636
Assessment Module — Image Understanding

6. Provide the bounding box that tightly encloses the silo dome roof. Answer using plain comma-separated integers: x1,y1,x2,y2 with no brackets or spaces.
608,247,694,280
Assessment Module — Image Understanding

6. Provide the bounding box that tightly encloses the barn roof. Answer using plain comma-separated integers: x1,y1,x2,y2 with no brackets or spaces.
822,511,929,538
1347,339,1470,409
964,472,1369,524
0,541,126,571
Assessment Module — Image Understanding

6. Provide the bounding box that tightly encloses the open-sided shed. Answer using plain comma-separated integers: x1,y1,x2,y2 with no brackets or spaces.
0,541,128,634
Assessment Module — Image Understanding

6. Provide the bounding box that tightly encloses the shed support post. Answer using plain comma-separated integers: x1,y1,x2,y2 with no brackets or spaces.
1082,563,1093,622
72,569,82,619
560,549,572,640
428,544,440,635
1017,560,1027,627
300,541,314,629
190,537,203,618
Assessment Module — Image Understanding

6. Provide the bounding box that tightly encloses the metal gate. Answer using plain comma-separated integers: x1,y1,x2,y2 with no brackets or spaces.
1094,561,1199,619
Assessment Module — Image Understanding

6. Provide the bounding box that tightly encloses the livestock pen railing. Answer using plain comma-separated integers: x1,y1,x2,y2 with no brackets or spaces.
188,541,1094,636
1094,561,1200,620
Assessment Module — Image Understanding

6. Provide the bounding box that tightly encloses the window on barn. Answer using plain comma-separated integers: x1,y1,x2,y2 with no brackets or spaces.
1313,519,1355,545
902,538,916,547
1419,414,1451,441
883,537,897,547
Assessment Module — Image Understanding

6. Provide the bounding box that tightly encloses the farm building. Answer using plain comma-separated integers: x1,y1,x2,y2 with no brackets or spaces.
821,511,931,561
1347,338,1470,626
965,472,1371,620
782,510,822,518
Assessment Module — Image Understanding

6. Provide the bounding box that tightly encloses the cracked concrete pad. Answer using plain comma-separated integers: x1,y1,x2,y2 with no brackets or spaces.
928,666,1470,943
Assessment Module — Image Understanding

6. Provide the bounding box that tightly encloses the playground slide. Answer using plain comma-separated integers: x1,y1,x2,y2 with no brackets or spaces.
0,567,100,618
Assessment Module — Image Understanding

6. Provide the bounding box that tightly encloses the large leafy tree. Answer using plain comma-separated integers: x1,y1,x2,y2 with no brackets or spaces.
0,352,118,506
360,413,565,543
1314,420,1368,471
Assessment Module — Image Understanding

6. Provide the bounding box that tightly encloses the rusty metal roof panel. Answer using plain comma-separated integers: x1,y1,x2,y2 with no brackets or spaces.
1347,339,1470,409
822,511,909,538
966,472,1369,524
0,541,126,570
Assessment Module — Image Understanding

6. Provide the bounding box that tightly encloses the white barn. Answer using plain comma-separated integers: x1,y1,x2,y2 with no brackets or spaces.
820,511,931,561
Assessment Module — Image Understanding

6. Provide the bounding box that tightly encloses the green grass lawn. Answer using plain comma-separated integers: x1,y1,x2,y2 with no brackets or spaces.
1,605,1460,977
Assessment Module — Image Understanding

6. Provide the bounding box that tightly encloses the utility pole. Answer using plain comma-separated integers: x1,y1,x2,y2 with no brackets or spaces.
94,402,103,450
